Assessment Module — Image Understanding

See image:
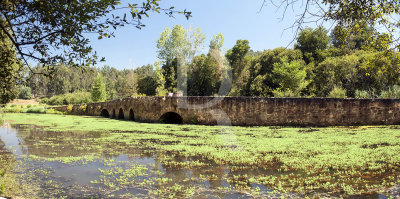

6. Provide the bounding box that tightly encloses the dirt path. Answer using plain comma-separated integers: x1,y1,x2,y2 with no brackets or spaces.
9,99,39,105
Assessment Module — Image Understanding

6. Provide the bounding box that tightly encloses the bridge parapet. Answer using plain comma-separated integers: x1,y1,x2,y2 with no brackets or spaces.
53,96,400,126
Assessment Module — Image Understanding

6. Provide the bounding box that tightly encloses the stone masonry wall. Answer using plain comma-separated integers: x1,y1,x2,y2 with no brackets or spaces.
53,97,400,126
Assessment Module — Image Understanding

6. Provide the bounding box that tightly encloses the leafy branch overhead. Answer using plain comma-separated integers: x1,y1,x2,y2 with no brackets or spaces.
0,0,191,73
262,0,400,49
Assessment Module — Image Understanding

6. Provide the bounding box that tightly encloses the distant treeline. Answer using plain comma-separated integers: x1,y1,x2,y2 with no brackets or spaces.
21,24,400,104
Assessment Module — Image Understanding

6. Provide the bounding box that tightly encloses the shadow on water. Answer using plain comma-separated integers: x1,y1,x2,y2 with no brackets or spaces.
0,124,397,198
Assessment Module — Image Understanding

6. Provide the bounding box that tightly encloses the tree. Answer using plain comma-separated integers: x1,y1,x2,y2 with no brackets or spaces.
226,40,250,82
245,48,303,97
18,86,32,99
312,54,359,97
188,55,208,96
154,65,168,96
209,33,224,50
187,33,225,96
0,1,190,104
263,0,400,50
0,19,21,104
0,0,191,71
91,73,106,102
161,58,178,92
135,64,157,96
272,56,309,97
156,25,206,92
137,76,157,96
116,69,137,98
156,25,206,64
331,23,391,51
295,27,330,63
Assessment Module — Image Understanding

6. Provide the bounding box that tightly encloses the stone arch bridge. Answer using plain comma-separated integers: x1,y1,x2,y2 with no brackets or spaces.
54,96,400,126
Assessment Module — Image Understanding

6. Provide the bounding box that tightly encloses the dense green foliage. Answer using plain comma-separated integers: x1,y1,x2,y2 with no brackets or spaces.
2,104,61,114
91,73,107,102
268,0,400,50
0,19,21,104
0,0,191,104
27,65,140,101
46,92,92,105
2,0,400,104
0,0,190,68
13,25,400,101
295,27,331,63
17,86,32,100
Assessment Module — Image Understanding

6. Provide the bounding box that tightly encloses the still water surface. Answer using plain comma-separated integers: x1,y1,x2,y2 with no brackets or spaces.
0,124,395,198
0,125,266,198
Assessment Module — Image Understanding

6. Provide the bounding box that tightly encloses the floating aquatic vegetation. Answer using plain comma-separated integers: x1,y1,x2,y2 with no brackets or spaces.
0,113,400,198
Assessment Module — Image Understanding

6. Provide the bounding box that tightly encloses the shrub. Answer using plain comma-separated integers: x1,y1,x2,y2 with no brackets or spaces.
67,105,73,113
47,92,92,105
40,97,49,104
272,89,297,97
78,104,87,114
13,107,21,113
18,86,33,99
328,86,347,98
48,95,63,105
355,90,371,98
45,109,62,114
379,85,400,98
26,107,46,114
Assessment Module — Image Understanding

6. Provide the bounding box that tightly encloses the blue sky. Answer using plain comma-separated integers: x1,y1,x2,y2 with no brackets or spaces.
89,0,324,70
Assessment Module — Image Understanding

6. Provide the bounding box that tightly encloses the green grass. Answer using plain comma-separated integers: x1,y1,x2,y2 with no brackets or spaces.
2,105,62,114
3,113,400,197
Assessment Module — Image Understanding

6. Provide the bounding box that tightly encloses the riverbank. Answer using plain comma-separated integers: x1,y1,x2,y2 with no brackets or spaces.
1,113,400,198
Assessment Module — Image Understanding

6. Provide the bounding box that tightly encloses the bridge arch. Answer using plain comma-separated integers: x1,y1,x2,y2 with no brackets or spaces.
160,112,183,124
118,108,125,120
129,109,135,121
100,109,110,118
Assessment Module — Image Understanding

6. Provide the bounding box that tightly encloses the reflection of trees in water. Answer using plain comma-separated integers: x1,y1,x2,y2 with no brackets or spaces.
11,126,236,197
13,125,142,159
0,138,14,162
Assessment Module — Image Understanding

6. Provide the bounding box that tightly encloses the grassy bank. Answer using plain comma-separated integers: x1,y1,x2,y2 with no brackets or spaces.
2,113,400,197
2,104,61,114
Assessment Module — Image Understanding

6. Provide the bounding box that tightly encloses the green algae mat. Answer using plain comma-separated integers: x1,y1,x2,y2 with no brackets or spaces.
1,113,400,198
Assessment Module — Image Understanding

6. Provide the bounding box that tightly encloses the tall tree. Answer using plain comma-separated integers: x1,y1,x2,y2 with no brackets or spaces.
0,18,21,104
91,73,106,102
135,64,157,96
272,56,309,97
331,23,391,51
188,33,225,96
156,25,205,64
161,58,180,93
295,26,331,63
209,33,224,50
225,40,250,82
154,65,168,96
156,25,206,92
